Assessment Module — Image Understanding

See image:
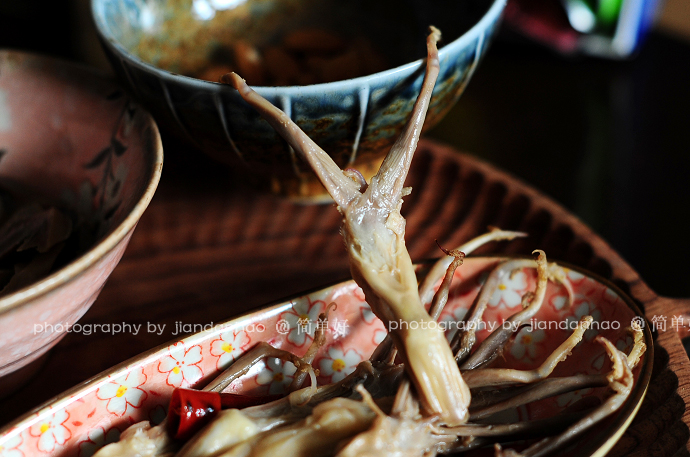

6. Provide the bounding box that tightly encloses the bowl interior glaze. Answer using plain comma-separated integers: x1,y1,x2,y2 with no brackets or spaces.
0,257,651,457
100,0,494,80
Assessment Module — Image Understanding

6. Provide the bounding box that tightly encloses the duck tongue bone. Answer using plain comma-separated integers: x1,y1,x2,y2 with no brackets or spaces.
495,336,636,457
228,27,471,426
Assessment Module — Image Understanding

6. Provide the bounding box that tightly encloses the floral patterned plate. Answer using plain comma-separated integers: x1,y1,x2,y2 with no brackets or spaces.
0,257,652,457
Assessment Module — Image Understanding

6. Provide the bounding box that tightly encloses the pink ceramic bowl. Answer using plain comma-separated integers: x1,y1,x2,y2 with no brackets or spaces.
0,51,163,392
0,257,651,457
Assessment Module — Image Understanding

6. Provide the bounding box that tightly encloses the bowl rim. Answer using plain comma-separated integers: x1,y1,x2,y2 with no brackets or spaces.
0,255,653,456
91,0,506,95
0,51,164,316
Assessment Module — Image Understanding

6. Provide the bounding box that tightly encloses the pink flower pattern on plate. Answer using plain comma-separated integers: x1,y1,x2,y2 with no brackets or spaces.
158,343,204,388
548,291,570,311
318,345,362,382
77,427,120,457
567,298,602,341
279,299,324,347
353,287,376,324
566,269,586,285
359,303,376,324
210,329,251,369
488,270,528,309
256,358,297,394
373,328,387,345
96,368,148,416
353,287,366,303
510,327,546,362
0,433,23,457
28,410,71,453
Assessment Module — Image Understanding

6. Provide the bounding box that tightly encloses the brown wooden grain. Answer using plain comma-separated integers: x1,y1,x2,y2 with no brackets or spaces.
0,139,687,455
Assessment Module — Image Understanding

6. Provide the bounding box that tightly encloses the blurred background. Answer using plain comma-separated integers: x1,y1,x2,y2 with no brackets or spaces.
0,0,688,302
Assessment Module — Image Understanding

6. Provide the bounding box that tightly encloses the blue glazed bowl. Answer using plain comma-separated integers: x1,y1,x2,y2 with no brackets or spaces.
92,0,505,199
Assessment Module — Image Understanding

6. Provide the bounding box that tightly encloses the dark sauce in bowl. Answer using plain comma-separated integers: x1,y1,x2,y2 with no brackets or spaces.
123,0,494,86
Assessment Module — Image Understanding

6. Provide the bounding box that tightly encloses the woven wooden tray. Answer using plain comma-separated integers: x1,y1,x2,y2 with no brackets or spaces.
1,139,688,455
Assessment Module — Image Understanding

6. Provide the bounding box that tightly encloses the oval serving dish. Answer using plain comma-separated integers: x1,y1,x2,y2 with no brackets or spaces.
0,257,652,457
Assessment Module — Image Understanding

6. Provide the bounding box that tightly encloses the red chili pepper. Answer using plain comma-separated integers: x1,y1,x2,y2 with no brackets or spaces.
167,389,283,440
167,389,220,441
